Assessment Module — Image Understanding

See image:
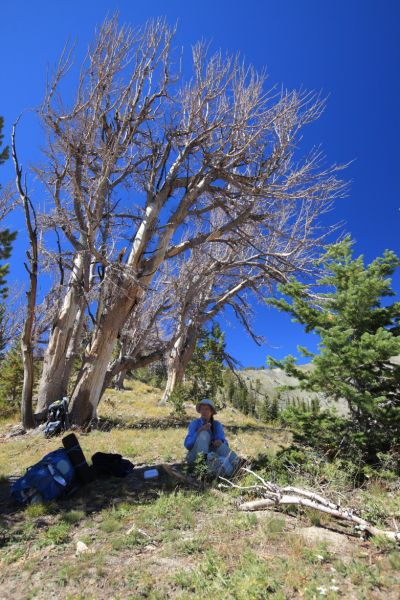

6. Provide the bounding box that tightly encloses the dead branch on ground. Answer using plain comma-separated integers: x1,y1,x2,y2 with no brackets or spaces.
220,468,400,542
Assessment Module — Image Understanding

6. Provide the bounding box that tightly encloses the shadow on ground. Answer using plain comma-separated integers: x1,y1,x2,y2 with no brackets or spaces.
92,416,270,435
0,461,202,537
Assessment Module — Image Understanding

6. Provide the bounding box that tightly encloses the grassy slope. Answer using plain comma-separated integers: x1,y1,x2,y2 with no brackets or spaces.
240,367,349,415
0,381,398,600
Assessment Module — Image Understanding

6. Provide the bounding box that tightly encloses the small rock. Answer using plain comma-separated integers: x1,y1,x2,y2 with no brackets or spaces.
144,543,157,550
5,424,26,438
76,540,89,554
29,424,46,436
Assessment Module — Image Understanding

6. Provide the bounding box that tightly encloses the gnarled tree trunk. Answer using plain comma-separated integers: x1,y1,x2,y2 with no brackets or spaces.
68,290,138,425
12,122,37,430
62,302,86,393
35,253,87,417
113,367,128,390
160,326,198,405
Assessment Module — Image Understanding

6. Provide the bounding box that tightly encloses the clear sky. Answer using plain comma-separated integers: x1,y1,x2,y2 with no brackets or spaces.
1,0,399,367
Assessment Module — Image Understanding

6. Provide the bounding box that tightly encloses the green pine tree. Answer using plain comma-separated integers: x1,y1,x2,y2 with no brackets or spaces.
185,324,226,404
268,237,400,458
0,340,24,417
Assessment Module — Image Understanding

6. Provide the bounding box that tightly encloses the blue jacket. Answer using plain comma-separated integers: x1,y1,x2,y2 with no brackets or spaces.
184,418,226,450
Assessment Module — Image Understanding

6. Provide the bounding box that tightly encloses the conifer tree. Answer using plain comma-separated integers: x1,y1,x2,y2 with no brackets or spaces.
268,238,400,456
0,340,24,417
185,324,226,404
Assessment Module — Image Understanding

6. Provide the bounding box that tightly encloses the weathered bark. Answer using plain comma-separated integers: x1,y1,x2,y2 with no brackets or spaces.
69,331,120,424
101,348,164,397
12,122,37,430
35,253,87,415
160,327,198,405
113,368,128,390
20,340,35,429
161,355,186,405
110,338,129,391
68,291,138,424
62,302,86,393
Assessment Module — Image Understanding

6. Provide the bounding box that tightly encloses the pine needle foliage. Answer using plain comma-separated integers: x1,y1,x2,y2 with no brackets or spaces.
0,340,24,417
185,324,226,405
268,237,400,461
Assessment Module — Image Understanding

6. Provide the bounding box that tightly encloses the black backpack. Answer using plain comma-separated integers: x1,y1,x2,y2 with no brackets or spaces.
91,452,134,479
44,397,70,438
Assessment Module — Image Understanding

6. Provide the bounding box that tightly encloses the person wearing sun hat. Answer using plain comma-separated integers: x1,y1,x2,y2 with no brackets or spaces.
184,398,240,476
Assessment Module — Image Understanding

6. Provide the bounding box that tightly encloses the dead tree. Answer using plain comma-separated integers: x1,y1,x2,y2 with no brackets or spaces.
34,250,92,416
159,208,317,404
12,122,37,429
222,469,400,542
109,211,322,406
32,16,344,425
102,271,173,392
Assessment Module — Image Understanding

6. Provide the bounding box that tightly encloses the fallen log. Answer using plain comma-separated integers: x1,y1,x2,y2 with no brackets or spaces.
220,468,400,542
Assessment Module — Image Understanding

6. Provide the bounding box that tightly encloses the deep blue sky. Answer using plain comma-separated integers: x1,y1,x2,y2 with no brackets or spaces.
1,1,399,366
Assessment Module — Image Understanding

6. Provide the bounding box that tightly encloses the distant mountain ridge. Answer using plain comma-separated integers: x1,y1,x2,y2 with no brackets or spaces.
239,365,349,414
239,355,400,415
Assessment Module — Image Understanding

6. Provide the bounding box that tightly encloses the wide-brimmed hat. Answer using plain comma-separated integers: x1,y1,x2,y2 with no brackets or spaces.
196,398,217,415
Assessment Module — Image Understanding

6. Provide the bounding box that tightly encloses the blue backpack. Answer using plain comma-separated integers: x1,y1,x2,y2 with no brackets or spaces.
11,448,76,504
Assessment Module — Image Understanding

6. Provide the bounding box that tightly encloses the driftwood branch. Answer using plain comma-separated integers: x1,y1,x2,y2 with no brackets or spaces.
220,468,400,542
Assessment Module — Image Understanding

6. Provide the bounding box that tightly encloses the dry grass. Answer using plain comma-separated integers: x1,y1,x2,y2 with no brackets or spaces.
0,380,274,478
0,380,399,599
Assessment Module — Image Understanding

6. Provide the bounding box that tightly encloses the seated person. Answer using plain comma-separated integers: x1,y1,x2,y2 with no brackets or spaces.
184,398,239,476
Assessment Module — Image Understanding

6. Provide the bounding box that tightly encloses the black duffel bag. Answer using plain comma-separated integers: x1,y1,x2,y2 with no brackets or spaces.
91,452,134,479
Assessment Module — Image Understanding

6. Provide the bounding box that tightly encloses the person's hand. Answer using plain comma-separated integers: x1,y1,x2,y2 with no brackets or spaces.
198,422,211,433
211,439,223,449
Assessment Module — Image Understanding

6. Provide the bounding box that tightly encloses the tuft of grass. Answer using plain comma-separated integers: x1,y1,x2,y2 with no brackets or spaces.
99,516,123,534
233,513,258,531
370,534,400,553
174,535,206,556
174,549,280,599
304,508,322,527
119,443,137,457
43,522,72,545
301,542,332,565
57,562,89,586
262,516,286,536
60,509,86,524
1,546,26,565
111,529,148,550
25,502,52,519
388,551,400,570
136,490,216,533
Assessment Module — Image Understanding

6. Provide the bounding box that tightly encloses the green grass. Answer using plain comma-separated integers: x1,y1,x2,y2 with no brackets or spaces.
0,380,399,599
43,522,72,545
